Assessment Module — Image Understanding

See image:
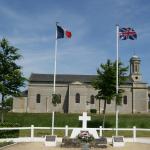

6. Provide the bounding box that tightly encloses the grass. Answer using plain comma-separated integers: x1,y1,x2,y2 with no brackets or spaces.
1,112,150,128
2,112,80,127
0,142,13,148
1,112,150,137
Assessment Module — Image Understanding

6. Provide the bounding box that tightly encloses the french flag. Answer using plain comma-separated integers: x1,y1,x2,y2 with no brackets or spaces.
57,25,72,39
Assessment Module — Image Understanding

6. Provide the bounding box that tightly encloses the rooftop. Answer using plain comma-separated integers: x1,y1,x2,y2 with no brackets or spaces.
29,73,96,84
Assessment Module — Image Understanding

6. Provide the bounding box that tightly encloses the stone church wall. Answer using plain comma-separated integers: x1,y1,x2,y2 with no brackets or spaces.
13,81,149,114
68,84,98,113
133,83,149,113
13,97,27,112
27,83,69,113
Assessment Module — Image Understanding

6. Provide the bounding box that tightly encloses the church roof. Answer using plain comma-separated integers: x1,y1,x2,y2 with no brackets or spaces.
29,73,146,85
130,55,141,61
29,73,96,84
21,90,28,97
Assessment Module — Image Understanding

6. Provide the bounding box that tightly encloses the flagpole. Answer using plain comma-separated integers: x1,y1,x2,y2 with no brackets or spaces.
116,24,119,136
53,24,57,94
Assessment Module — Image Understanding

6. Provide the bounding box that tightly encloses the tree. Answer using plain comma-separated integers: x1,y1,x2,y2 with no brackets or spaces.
0,38,26,123
92,59,128,127
52,94,61,106
4,97,13,110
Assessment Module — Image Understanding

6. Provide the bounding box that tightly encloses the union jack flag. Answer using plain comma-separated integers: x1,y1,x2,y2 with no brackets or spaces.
119,27,137,40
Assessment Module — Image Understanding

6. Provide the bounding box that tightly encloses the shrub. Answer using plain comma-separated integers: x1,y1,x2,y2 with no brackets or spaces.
90,109,97,114
52,94,61,106
88,120,112,128
0,122,20,138
88,120,102,128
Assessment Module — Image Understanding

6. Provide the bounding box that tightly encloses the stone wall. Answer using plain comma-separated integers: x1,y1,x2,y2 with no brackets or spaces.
13,97,27,112
68,83,98,113
13,81,149,113
27,83,69,113
133,83,149,113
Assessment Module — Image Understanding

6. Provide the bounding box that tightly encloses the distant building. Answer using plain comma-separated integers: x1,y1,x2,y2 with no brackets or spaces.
13,56,150,113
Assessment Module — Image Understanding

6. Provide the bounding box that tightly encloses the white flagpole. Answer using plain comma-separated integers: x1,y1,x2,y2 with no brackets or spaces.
53,24,57,94
116,24,119,136
51,111,55,135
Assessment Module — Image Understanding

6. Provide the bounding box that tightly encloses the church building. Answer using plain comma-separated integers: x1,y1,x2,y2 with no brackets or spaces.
13,55,150,113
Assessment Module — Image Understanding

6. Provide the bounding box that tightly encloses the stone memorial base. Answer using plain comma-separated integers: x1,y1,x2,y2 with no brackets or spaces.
81,143,90,150
112,136,125,147
95,137,107,148
45,135,57,147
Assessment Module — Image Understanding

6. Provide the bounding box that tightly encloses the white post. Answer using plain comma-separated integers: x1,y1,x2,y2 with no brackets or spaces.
65,125,68,136
31,125,34,139
116,25,119,136
99,126,102,137
53,25,58,94
51,112,55,135
133,126,136,142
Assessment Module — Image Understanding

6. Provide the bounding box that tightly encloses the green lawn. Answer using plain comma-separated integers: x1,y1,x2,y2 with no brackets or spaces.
1,112,150,137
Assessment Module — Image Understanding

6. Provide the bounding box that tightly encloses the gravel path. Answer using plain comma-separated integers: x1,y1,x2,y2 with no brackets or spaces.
1,142,150,150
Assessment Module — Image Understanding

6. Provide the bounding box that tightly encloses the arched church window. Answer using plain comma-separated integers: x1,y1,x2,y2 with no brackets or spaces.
148,94,150,110
135,64,138,72
132,64,134,73
58,94,61,103
36,94,41,103
123,95,127,105
75,93,80,103
90,95,95,104
149,94,150,101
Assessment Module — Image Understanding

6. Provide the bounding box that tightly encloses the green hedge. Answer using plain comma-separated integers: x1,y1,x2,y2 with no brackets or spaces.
0,123,20,138
90,109,97,113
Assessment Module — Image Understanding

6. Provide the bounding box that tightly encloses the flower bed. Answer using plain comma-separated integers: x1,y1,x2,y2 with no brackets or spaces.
77,130,94,143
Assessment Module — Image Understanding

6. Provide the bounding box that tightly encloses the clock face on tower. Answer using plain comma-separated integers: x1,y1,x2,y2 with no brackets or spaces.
135,76,138,80
131,75,141,82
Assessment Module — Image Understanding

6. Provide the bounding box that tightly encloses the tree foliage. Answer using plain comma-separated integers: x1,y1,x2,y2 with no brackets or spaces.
0,38,26,122
52,94,61,106
4,97,13,110
92,59,128,127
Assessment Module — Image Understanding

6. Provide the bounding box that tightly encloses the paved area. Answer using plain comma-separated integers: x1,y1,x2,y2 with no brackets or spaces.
1,142,150,150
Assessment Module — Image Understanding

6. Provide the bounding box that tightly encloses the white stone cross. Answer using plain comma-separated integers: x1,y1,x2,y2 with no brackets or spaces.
79,112,91,129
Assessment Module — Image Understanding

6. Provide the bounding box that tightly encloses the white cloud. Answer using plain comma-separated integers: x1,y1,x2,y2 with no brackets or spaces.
0,0,150,84
8,36,53,45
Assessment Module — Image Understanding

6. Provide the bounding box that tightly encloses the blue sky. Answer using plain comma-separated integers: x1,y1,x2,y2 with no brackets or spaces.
0,0,150,85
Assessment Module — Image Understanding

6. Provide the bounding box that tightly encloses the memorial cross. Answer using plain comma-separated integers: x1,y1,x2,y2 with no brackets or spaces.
79,112,91,129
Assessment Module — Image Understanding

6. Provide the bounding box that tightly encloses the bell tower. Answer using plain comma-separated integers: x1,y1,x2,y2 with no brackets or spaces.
130,55,142,82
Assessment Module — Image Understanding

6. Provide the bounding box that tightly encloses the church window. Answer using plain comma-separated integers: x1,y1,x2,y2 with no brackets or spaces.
75,93,80,103
36,94,41,103
58,94,61,103
132,64,134,73
135,64,138,72
148,94,150,109
123,96,127,105
90,95,95,104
